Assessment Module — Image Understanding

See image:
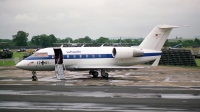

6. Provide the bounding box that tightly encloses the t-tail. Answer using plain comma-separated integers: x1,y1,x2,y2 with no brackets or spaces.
139,24,179,51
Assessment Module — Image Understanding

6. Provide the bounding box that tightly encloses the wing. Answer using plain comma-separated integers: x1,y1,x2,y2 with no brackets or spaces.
65,57,159,71
68,65,151,71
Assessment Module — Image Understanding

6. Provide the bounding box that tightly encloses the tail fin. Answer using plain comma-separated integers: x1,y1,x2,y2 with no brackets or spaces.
139,24,178,51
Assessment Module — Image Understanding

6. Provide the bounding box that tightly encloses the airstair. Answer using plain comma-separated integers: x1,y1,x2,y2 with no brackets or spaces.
54,48,65,80
55,64,65,80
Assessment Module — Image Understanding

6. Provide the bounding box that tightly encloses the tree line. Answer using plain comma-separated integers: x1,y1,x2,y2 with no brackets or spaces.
0,30,200,48
164,38,200,48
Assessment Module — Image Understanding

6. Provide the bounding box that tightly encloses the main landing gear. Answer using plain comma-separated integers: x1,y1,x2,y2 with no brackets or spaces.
89,70,109,78
32,71,38,81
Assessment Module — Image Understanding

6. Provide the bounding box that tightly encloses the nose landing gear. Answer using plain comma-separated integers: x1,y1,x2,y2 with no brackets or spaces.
32,71,38,81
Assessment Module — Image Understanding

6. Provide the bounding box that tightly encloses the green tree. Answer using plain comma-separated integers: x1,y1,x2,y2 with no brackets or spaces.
182,40,193,47
123,39,133,43
31,35,41,46
164,40,170,47
96,37,110,43
39,34,49,47
12,31,29,46
62,37,73,43
48,34,57,46
31,34,57,47
0,39,13,49
109,39,117,43
74,36,92,43
133,39,142,45
56,38,62,43
194,38,200,46
83,36,92,43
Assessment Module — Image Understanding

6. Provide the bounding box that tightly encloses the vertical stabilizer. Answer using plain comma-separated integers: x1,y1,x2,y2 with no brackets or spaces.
139,24,178,51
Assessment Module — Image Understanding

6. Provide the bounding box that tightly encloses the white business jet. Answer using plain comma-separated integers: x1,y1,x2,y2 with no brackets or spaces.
16,24,180,81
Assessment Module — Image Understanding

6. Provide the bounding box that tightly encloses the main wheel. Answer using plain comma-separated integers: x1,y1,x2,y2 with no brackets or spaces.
102,72,109,78
92,71,98,78
89,70,94,75
32,76,38,81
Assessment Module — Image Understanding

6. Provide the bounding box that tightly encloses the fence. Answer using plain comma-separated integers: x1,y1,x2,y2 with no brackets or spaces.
0,57,23,66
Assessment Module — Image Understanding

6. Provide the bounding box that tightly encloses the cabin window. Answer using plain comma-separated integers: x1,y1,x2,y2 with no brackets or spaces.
75,55,80,58
31,53,48,57
88,54,93,58
69,55,73,59
82,55,86,58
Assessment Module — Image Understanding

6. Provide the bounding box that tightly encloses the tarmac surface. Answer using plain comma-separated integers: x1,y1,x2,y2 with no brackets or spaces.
0,66,200,111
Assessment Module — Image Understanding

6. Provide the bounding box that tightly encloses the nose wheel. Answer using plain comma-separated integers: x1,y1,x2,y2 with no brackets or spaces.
32,71,38,81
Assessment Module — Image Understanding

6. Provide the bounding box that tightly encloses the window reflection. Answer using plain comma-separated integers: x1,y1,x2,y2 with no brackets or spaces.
31,53,48,57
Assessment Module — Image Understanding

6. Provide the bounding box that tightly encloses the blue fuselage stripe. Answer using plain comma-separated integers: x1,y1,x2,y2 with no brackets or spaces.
142,53,162,57
24,53,161,60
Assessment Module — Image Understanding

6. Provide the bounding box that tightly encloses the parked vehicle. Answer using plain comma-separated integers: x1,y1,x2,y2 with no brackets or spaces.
192,45,200,58
0,48,13,58
17,48,26,52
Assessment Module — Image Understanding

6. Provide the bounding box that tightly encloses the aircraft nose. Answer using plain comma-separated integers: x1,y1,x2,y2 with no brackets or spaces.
15,61,23,69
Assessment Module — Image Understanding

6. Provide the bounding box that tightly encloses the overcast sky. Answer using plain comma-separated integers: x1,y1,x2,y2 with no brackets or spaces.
0,0,200,40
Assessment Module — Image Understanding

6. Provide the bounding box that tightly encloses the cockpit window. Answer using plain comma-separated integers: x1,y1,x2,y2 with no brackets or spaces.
31,53,48,57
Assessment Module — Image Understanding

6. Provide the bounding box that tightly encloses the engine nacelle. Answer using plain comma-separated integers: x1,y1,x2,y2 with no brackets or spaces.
112,47,144,59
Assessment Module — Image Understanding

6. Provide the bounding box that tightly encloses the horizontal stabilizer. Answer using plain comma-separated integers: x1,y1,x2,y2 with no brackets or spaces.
159,25,179,28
